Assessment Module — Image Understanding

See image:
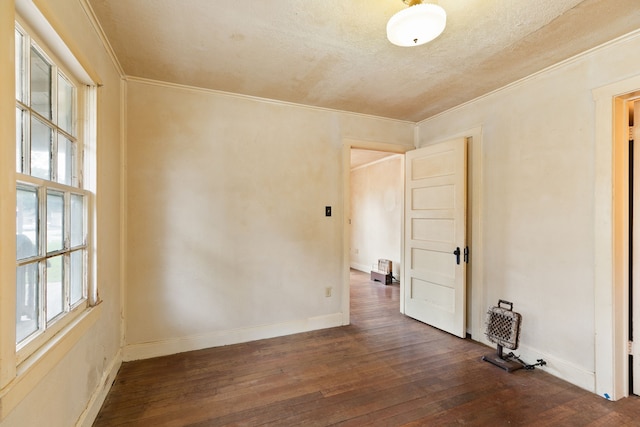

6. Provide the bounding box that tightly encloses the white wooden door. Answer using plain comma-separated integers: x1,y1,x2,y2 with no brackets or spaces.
633,100,640,395
404,138,467,338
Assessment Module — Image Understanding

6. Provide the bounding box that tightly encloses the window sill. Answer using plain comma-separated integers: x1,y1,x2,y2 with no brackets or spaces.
0,303,102,420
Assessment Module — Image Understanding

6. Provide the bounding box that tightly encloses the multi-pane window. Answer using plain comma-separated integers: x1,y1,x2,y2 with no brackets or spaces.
15,24,90,350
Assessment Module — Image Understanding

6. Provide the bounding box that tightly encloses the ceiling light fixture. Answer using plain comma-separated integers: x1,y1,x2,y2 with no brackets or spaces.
386,0,447,47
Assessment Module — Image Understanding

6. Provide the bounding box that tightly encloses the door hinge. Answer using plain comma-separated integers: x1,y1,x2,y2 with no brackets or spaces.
629,341,634,355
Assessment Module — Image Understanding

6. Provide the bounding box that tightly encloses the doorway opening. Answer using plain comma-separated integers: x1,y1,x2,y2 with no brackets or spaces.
593,75,640,400
628,97,640,396
341,140,411,326
342,129,483,341
349,149,403,284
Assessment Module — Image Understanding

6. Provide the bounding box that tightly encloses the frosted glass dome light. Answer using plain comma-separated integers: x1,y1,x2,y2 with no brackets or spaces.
387,1,447,47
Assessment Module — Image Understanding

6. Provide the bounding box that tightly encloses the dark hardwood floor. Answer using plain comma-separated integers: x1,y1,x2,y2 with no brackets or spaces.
94,270,640,426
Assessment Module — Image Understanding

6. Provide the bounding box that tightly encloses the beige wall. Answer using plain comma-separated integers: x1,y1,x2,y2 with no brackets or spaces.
2,1,640,424
1,0,123,425
123,79,414,359
417,32,640,392
350,156,402,277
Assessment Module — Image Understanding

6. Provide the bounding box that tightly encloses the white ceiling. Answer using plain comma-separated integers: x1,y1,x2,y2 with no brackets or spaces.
87,0,640,122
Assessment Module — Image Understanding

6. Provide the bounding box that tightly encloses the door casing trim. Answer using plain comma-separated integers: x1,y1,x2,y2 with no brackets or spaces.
593,74,640,400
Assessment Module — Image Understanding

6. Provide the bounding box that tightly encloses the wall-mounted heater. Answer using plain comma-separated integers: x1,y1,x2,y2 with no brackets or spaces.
482,300,523,372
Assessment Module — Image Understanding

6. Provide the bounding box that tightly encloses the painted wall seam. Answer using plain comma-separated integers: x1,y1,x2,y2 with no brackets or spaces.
77,0,126,78
124,76,416,125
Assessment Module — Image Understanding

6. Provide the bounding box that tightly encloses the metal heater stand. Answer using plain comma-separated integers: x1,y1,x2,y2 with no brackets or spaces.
482,299,524,372
482,345,523,372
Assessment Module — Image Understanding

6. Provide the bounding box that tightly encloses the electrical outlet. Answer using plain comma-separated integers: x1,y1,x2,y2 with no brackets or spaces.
325,287,332,297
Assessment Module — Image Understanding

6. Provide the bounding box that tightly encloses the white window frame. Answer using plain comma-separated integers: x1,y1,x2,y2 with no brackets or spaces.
14,19,97,364
1,0,103,419
0,4,101,419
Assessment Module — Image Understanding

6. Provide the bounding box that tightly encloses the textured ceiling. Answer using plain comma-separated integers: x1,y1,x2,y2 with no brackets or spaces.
88,0,640,122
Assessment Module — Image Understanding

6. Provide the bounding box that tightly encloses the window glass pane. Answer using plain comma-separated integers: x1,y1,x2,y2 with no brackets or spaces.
47,191,64,253
57,136,74,185
70,194,84,247
70,250,84,305
16,29,24,102
46,255,64,322
58,74,74,135
17,187,38,259
16,107,24,173
30,46,52,120
31,117,52,180
16,262,39,343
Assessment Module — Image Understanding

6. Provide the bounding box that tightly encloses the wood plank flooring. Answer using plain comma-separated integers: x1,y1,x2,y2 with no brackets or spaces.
94,270,640,426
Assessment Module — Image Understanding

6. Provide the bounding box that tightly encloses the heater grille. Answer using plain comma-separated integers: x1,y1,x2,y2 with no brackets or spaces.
482,300,546,371
485,300,521,350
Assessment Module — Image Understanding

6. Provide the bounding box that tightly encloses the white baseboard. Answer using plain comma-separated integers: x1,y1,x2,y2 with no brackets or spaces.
350,262,370,273
123,312,345,362
483,342,595,393
76,349,122,427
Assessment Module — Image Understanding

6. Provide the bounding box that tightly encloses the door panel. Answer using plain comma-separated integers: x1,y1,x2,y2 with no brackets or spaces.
412,218,454,242
404,138,467,338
